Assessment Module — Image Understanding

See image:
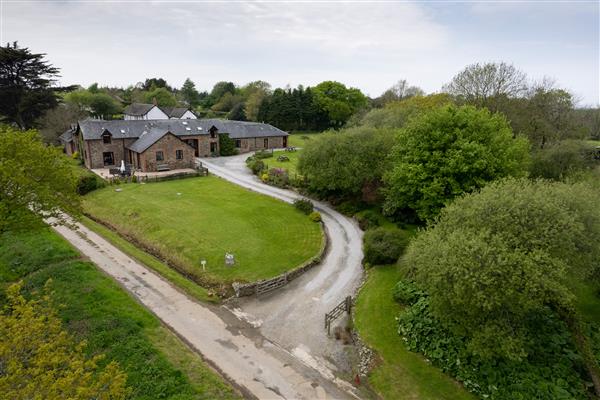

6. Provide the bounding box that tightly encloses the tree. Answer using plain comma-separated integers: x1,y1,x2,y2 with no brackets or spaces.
88,92,121,118
0,281,130,399
0,42,62,129
403,178,600,394
142,77,171,91
383,105,530,221
218,133,236,156
180,78,200,107
242,81,271,121
313,81,368,127
444,62,528,111
530,140,598,180
36,103,86,144
144,87,177,107
0,126,79,233
374,80,425,107
298,127,395,201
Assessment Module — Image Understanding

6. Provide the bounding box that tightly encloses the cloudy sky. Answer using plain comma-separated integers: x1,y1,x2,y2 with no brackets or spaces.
2,0,598,105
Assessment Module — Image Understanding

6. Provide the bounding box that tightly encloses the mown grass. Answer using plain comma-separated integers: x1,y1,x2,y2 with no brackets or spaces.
0,225,239,400
263,150,301,177
82,175,323,284
79,216,215,303
354,264,474,400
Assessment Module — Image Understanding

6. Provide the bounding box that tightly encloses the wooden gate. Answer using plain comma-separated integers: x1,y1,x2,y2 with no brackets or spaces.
324,296,352,335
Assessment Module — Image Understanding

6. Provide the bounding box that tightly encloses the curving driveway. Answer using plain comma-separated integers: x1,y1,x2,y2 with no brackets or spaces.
200,153,364,380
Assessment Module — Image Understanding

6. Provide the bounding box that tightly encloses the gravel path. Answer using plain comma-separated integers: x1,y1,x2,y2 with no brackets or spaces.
200,154,364,379
51,218,356,400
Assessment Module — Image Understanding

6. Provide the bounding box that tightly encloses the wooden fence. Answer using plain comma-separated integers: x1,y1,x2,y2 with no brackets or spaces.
325,296,352,335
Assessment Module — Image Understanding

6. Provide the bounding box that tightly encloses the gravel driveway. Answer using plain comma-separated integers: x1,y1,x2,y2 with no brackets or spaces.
200,153,364,381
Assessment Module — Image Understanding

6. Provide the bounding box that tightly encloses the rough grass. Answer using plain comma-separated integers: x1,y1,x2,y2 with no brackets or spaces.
354,264,474,400
0,226,239,400
287,132,322,148
82,175,322,284
79,216,215,303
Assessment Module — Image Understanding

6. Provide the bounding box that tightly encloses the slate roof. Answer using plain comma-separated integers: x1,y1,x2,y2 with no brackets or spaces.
123,103,156,116
127,128,172,153
59,128,74,143
162,107,194,118
77,119,288,141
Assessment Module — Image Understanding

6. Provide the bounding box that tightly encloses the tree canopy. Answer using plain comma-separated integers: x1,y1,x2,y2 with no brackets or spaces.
0,281,129,399
0,42,63,129
403,178,600,393
383,104,530,221
144,87,177,107
312,81,368,127
0,126,79,232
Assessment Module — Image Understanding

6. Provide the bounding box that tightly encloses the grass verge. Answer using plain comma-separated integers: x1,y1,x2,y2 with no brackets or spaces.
0,225,239,399
354,264,474,400
79,215,215,303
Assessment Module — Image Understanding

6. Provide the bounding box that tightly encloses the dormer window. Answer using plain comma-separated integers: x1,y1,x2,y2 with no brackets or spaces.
209,127,217,139
102,132,112,144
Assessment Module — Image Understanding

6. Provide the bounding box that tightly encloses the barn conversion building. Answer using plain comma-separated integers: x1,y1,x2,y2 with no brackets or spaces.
60,119,288,172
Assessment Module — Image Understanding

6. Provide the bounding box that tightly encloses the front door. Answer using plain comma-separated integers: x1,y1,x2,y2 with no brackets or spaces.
283,136,287,148
210,142,218,154
264,138,268,148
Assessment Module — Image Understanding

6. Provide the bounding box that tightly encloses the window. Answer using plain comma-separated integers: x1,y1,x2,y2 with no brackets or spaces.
156,151,164,161
102,133,111,144
235,139,241,148
210,127,217,139
102,152,114,166
176,149,183,160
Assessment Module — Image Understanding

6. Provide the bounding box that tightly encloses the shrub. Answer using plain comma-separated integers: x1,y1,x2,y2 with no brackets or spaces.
246,158,265,175
530,140,598,180
355,210,380,231
393,280,425,306
363,227,409,265
266,168,289,188
71,151,79,159
77,174,106,195
254,150,274,159
336,200,363,216
293,198,314,215
260,172,269,182
308,211,321,222
219,133,237,156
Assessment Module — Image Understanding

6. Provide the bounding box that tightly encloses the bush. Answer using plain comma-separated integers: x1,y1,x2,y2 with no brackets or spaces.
355,210,380,231
219,133,237,156
308,211,321,222
530,140,598,180
77,174,105,195
246,157,265,175
336,200,363,216
363,227,409,265
293,198,314,215
266,168,289,188
393,280,425,306
71,151,79,159
254,150,273,159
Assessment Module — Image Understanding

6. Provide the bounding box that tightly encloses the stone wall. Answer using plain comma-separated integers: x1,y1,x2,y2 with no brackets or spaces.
86,138,137,169
180,134,219,157
236,136,286,154
138,133,196,172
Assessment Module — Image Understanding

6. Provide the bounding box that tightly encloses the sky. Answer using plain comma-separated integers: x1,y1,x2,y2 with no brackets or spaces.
1,0,599,106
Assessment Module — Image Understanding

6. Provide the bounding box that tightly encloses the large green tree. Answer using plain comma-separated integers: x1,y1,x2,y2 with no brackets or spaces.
403,178,600,394
180,78,200,107
0,126,79,232
298,127,395,201
0,42,63,129
313,81,368,127
383,104,530,221
144,87,177,107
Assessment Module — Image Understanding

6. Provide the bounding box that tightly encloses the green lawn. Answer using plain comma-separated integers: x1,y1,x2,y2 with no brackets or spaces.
0,225,239,400
82,175,323,285
263,150,301,177
354,264,474,400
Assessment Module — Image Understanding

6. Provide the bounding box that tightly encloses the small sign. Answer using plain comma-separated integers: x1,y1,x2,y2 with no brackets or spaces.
201,259,206,271
225,253,235,266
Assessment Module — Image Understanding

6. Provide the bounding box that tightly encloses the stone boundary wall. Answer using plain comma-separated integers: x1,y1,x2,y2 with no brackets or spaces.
232,222,329,297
